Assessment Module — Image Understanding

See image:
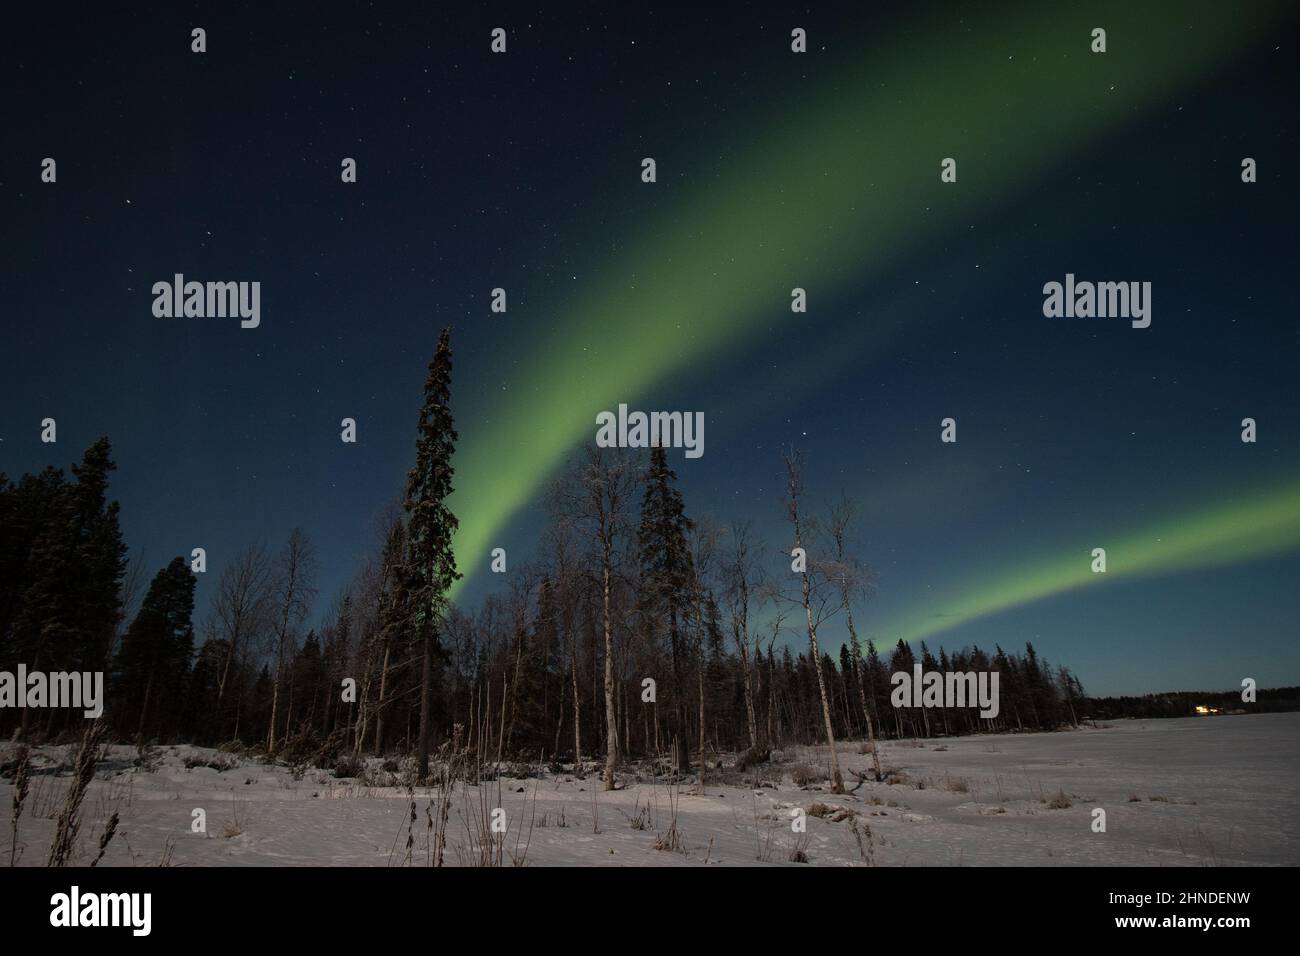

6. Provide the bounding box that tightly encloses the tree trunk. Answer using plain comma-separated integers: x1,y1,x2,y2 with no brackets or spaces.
697,646,706,762
738,634,758,751
800,559,843,793
373,641,391,754
137,667,156,741
849,634,882,782
553,676,566,759
766,644,777,748
417,627,432,779
496,672,508,765
267,639,284,752
570,626,582,774
668,608,690,773
602,557,617,790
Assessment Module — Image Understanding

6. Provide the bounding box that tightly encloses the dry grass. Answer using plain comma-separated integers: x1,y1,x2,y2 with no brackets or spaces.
786,829,811,863
1045,789,1073,809
90,812,119,867
787,763,823,788
8,744,31,866
48,720,106,866
222,800,248,838
848,818,875,865
654,778,685,853
807,802,856,822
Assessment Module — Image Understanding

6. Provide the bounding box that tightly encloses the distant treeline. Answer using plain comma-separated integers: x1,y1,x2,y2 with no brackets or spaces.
1083,687,1300,721
1,329,1183,794
0,434,1087,763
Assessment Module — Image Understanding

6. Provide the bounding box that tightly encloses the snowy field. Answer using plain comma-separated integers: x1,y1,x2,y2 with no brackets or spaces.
3,712,1297,867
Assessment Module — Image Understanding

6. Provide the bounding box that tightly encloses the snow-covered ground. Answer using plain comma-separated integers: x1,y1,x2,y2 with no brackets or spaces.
4,712,1296,866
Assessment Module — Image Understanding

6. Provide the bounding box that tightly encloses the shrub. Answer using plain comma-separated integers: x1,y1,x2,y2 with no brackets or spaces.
333,754,363,779
1045,789,1072,809
736,747,771,772
788,764,823,787
184,753,238,772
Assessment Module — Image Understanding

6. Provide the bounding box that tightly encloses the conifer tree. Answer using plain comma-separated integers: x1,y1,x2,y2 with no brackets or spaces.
636,446,695,772
891,639,917,738
112,556,196,739
0,468,67,668
404,327,461,778
323,594,353,736
10,438,125,738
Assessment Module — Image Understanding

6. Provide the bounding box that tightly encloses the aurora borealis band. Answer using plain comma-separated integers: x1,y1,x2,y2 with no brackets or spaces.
3,0,1298,695
883,476,1300,647
447,0,1296,601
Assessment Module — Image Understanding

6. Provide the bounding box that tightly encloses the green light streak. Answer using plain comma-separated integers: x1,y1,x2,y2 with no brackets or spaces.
880,477,1300,646
449,1,1291,598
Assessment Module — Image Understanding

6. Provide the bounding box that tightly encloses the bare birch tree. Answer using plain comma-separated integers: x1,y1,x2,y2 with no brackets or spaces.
779,448,845,793
267,528,318,751
542,497,583,773
577,448,635,790
724,521,764,754
212,544,272,717
826,495,882,781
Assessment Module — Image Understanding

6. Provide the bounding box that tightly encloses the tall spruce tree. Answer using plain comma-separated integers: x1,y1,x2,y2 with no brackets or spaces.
9,438,126,739
404,327,461,778
636,446,695,772
112,556,197,739
0,467,67,665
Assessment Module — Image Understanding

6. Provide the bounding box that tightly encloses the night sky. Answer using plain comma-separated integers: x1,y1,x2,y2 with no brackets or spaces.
3,1,1298,697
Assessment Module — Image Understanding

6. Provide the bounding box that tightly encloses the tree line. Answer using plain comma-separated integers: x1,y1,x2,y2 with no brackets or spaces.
1,327,1093,791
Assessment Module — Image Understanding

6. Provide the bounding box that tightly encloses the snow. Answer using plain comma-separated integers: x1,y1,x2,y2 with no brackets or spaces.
4,712,1296,866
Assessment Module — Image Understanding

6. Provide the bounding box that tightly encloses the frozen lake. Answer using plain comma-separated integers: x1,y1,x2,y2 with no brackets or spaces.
3,712,1296,866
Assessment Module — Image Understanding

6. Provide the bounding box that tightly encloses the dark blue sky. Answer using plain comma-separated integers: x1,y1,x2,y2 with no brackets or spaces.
3,1,1297,696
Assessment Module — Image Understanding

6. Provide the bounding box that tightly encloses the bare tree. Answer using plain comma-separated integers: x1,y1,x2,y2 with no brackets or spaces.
212,544,272,716
724,521,764,753
688,517,723,761
575,448,636,790
502,564,539,759
266,528,319,752
542,498,583,774
761,602,789,748
369,510,408,754
827,495,882,781
778,448,845,793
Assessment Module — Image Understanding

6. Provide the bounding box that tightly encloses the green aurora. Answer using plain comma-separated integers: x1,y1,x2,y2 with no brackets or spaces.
448,0,1298,644
877,475,1300,646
